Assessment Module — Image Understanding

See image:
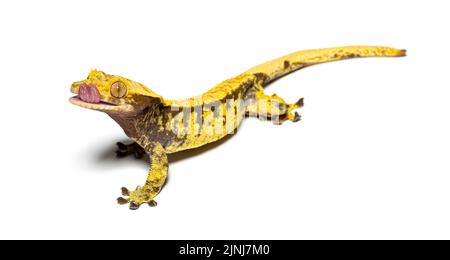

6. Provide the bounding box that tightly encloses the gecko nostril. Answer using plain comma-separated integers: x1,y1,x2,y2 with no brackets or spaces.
79,83,101,103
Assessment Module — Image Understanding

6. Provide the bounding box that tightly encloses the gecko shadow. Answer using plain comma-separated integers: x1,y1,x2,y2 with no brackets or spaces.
95,131,237,167
93,132,237,187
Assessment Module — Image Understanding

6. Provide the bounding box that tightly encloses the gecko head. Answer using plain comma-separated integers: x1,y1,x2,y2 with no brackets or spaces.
69,70,163,114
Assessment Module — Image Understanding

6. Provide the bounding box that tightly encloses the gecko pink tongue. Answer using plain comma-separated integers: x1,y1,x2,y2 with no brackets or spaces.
79,83,101,103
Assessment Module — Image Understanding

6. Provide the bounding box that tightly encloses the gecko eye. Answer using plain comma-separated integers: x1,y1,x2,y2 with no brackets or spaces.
110,81,127,98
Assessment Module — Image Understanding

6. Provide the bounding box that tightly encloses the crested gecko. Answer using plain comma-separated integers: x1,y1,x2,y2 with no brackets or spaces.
70,46,405,209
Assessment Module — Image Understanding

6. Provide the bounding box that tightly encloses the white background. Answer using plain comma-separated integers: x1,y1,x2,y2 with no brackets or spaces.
0,0,449,240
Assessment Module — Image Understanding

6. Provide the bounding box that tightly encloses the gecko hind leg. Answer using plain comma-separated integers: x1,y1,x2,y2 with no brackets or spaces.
246,90,304,125
116,142,146,159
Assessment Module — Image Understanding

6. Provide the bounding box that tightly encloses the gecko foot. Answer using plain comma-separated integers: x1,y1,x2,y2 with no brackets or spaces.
286,97,303,123
117,186,158,210
274,111,301,125
294,97,304,108
116,142,146,159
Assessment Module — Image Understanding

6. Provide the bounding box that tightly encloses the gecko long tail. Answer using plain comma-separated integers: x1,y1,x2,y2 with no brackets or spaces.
246,46,406,84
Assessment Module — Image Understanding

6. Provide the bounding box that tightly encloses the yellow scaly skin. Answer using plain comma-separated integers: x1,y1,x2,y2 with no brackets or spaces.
70,46,405,210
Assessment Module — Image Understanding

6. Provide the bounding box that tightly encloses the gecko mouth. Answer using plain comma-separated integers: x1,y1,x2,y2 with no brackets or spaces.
69,96,120,110
69,83,133,112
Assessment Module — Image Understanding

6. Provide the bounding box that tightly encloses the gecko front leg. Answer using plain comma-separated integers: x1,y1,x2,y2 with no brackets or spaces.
117,142,168,210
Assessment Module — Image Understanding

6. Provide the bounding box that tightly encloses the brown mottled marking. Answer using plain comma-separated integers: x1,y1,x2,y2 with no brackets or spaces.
283,60,290,70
